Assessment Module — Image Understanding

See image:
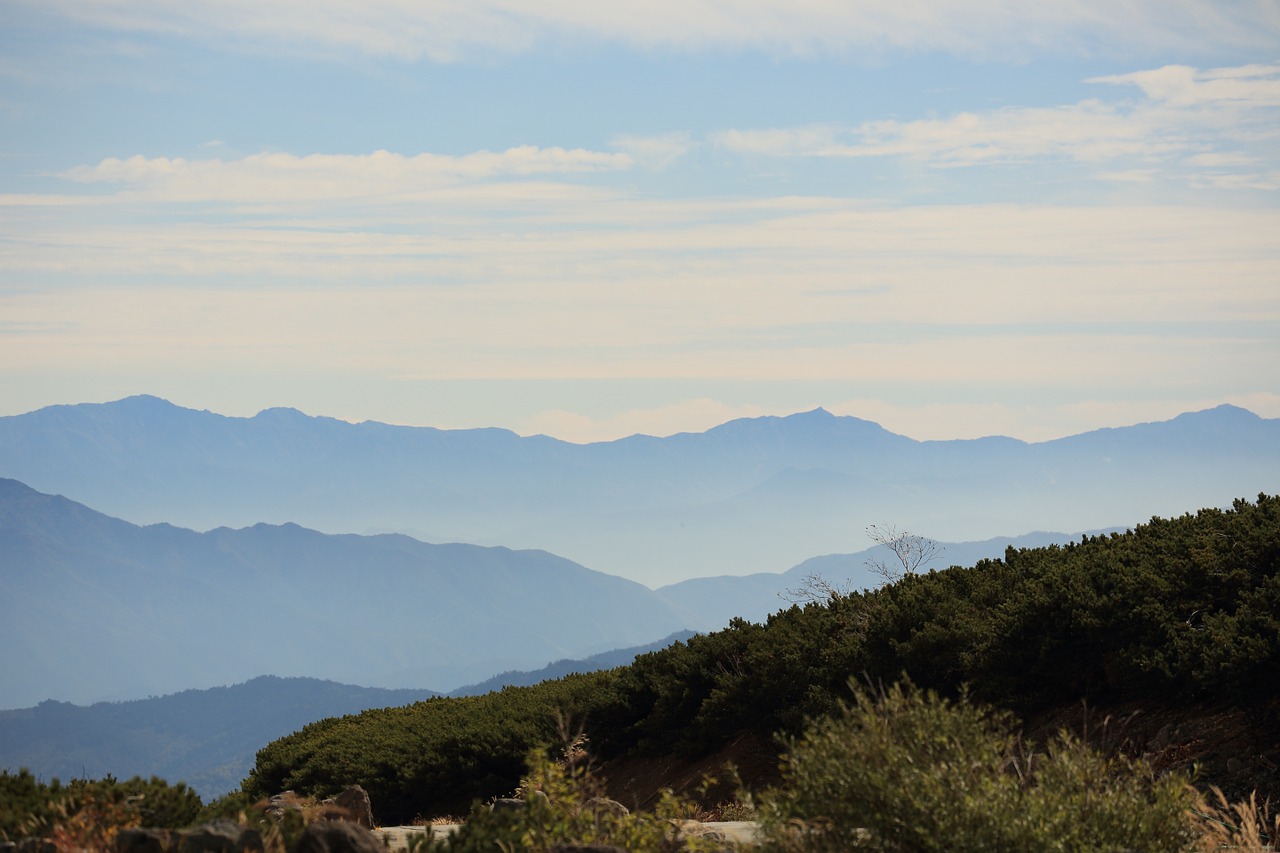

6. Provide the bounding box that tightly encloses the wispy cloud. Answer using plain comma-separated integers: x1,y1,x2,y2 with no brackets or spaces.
17,0,1279,62
1088,62,1280,107
609,133,694,171
712,62,1280,187
714,102,1184,164
56,147,634,204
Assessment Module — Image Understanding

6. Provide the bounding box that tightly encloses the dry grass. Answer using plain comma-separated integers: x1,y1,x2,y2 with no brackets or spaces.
1194,786,1279,852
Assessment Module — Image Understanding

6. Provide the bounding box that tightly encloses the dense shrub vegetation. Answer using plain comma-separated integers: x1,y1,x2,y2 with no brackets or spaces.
755,680,1198,852
244,495,1279,824
0,771,202,841
245,671,620,820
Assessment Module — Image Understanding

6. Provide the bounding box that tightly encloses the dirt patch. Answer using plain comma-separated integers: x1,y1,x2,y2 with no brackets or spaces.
1022,696,1280,802
598,731,782,812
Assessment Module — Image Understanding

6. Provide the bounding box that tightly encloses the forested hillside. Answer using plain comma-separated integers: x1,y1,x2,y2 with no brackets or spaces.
245,495,1280,824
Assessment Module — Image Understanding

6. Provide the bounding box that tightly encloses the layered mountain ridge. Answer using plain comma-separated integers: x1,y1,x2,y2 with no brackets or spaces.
0,477,690,708
1,397,1274,586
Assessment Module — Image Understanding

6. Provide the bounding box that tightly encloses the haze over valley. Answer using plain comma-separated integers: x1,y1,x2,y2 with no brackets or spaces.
3,397,1274,588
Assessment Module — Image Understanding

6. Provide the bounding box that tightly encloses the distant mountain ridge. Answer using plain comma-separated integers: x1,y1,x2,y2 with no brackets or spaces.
1,397,1273,585
0,478,690,708
653,529,1125,630
448,631,698,697
0,676,436,800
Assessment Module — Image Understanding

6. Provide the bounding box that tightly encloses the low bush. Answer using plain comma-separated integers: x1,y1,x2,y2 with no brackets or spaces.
0,770,202,844
756,679,1199,852
435,735,736,853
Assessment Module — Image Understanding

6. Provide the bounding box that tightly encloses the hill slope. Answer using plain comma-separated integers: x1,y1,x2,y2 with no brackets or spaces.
0,677,436,800
0,479,690,708
242,495,1280,823
653,530,1121,630
448,631,696,697
1,397,1275,584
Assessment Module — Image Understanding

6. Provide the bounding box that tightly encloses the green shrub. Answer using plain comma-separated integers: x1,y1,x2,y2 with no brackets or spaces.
0,770,202,842
246,495,1280,820
757,680,1199,852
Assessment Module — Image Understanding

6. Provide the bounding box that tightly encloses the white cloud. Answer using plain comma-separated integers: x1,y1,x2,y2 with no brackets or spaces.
1088,62,1280,107
713,62,1280,186
715,101,1187,164
56,147,633,204
609,133,694,171
18,0,1279,62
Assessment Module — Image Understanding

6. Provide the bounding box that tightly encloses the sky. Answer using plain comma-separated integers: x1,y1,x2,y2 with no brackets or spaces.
1,1,1278,443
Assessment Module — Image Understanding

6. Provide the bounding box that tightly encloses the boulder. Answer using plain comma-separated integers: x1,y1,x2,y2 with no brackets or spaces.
116,828,177,853
266,791,306,821
177,819,263,853
490,791,549,814
581,798,629,818
324,786,374,829
293,821,385,853
489,798,526,815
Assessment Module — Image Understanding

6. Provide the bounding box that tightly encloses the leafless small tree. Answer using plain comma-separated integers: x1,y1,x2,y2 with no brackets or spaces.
780,572,870,638
865,523,942,584
780,572,856,606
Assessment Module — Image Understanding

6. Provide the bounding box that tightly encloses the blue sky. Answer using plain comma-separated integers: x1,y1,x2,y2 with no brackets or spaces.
1,1,1277,442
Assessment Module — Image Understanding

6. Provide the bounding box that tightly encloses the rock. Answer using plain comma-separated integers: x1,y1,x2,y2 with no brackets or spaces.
177,819,263,853
490,791,549,814
294,821,385,853
116,828,177,853
267,791,306,820
668,819,730,843
489,798,526,814
581,798,629,818
324,786,375,829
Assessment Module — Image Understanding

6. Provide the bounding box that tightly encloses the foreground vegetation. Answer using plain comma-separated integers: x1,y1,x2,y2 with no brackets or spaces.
0,772,202,843
7,683,1279,851
4,495,1277,850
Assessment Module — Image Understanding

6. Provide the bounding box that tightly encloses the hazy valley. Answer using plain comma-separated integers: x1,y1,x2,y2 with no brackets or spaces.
2,396,1275,587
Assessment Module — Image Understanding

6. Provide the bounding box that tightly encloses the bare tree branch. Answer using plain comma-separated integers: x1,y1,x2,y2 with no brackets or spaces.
865,524,942,583
780,571,855,606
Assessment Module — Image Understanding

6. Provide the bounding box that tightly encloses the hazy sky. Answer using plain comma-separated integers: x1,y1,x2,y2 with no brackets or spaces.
2,1,1277,443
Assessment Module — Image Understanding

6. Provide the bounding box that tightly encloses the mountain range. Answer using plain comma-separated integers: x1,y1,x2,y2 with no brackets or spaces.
0,477,693,708
1,477,1112,710
2,397,1275,586
0,676,435,800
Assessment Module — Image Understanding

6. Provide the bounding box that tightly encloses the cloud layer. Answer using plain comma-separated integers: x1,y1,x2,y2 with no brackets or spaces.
713,63,1280,189
2,1,1277,446
19,0,1280,61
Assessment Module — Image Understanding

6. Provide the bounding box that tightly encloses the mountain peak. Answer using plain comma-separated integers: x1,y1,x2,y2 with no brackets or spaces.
1175,404,1263,424
252,406,309,421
